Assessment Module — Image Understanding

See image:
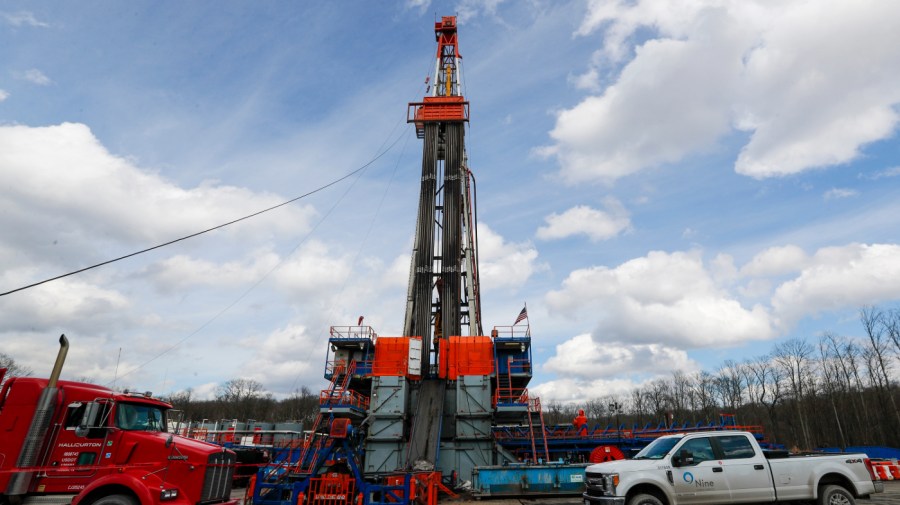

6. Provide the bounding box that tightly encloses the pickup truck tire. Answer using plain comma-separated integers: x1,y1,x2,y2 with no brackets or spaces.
818,484,856,505
628,493,664,505
91,494,138,505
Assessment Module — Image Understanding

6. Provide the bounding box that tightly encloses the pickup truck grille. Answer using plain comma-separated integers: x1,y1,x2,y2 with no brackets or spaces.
201,451,236,503
584,471,609,497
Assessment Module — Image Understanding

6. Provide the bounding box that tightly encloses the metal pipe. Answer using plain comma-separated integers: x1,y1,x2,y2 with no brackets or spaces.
7,335,68,496
48,334,69,387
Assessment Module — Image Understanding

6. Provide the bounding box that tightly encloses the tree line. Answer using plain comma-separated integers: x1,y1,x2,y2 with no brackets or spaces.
3,305,898,450
542,305,900,450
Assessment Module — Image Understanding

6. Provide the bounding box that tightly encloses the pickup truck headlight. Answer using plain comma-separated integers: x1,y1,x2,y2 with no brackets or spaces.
604,474,619,495
160,489,179,501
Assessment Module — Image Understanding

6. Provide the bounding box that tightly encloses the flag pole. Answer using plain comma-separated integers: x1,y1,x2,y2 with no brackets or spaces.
524,301,530,337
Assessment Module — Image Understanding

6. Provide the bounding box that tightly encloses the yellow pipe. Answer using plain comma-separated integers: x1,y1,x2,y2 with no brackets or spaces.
445,65,452,96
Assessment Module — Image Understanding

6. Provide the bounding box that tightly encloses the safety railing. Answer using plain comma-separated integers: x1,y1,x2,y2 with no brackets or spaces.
494,387,529,406
319,389,370,411
329,325,377,341
491,325,530,338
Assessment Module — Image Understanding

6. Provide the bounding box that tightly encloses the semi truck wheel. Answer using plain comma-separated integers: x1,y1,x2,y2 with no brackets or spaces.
92,494,138,505
627,493,664,505
818,484,856,505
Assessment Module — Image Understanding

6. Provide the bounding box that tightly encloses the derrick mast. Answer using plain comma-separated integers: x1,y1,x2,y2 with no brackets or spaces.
404,15,481,372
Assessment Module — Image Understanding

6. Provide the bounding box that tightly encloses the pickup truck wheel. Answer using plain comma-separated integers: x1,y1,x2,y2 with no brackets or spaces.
818,485,856,505
628,493,664,505
91,494,138,505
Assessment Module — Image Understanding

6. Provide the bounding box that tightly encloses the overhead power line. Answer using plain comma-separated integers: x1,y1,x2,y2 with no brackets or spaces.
0,133,405,298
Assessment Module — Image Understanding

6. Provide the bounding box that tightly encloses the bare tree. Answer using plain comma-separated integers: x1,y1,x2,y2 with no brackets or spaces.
714,360,744,412
816,334,847,447
860,306,900,436
0,352,33,386
774,338,813,449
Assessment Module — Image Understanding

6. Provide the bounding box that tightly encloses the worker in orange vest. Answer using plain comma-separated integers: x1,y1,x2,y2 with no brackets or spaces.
573,409,588,436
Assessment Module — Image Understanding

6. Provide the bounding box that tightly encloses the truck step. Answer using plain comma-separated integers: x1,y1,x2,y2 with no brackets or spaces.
23,495,77,505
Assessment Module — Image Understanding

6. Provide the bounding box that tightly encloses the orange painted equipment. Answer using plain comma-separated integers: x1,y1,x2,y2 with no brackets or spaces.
589,445,626,463
372,336,422,377
445,336,493,379
306,473,356,505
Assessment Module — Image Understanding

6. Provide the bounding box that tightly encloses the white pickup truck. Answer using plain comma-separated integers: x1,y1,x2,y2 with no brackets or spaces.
583,431,883,505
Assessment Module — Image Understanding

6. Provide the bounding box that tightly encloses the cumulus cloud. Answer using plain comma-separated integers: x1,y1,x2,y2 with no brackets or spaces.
238,324,322,394
740,245,809,277
0,89,8,102
543,334,697,380
546,250,776,347
530,336,696,402
544,0,900,183
531,377,639,404
771,243,900,324
536,198,631,242
0,123,327,393
477,223,541,290
0,123,315,267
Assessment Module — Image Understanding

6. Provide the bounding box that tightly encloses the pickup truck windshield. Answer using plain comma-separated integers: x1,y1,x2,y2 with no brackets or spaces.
633,437,680,460
115,403,167,432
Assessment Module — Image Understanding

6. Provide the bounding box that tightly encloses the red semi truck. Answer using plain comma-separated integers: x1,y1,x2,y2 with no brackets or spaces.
0,336,238,505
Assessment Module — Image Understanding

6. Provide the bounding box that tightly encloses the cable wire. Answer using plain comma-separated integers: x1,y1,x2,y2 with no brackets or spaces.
0,134,404,298
109,130,409,383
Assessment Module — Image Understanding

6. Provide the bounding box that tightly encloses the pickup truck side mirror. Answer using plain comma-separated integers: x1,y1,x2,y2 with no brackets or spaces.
673,449,694,467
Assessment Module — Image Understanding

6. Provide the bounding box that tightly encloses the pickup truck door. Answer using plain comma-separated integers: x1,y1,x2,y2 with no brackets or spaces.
713,434,775,503
671,436,731,505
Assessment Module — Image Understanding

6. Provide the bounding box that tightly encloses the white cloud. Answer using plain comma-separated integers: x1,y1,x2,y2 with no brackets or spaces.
861,166,900,180
144,251,280,293
18,69,51,85
543,334,697,380
238,324,322,394
536,198,631,242
545,250,776,347
477,223,541,290
0,123,327,393
457,0,509,24
545,0,900,183
530,335,695,402
741,245,808,277
0,123,315,260
771,243,900,324
569,68,601,92
531,377,638,404
1,11,49,27
0,89,8,102
404,0,430,14
823,188,859,200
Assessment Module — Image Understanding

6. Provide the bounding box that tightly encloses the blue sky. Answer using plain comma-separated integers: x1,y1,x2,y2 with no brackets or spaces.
2,0,900,404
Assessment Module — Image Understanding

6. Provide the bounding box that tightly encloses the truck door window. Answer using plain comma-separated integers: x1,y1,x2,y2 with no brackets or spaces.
116,403,167,432
64,403,86,429
716,435,757,459
680,437,716,463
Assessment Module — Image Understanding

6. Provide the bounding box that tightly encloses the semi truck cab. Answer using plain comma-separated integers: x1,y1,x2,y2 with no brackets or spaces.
1,338,237,505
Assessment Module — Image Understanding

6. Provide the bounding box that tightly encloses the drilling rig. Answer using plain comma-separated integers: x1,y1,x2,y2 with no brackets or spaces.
249,16,581,505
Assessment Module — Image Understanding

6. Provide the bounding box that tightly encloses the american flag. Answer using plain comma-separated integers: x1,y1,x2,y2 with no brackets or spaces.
514,306,528,325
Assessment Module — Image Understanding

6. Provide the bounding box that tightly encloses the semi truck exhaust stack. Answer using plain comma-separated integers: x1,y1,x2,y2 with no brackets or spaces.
6,335,69,496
